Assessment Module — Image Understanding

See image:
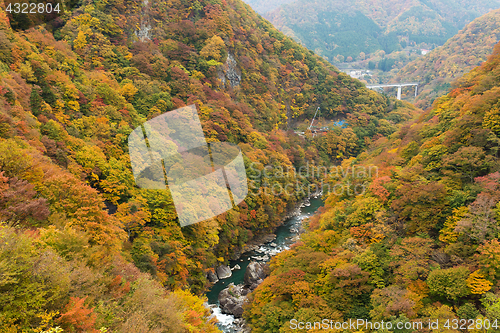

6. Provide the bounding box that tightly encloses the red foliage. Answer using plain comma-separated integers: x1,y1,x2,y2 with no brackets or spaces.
350,223,375,243
107,275,131,299
0,175,50,223
368,176,391,202
171,97,186,109
475,172,500,199
58,297,98,333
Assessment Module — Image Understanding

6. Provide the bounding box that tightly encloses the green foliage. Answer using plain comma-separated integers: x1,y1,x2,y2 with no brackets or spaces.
427,267,470,301
0,0,406,326
0,226,71,329
457,303,480,319
353,249,386,288
481,293,500,322
3,0,500,329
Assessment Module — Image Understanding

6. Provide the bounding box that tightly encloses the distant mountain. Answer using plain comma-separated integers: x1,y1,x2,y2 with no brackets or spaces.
263,0,500,61
242,0,295,15
394,8,500,108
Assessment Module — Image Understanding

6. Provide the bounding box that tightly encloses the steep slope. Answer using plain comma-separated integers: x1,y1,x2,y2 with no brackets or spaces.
246,41,500,332
0,0,415,330
264,0,500,61
394,8,500,108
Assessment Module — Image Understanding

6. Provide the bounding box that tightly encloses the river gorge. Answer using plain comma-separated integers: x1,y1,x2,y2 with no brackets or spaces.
206,197,324,332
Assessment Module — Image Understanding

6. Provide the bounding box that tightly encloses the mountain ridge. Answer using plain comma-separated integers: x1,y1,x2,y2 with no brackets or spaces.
394,8,500,108
259,0,500,61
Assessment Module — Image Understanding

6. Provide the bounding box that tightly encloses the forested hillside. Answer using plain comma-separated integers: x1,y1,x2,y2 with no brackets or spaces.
245,41,500,332
263,0,499,61
0,0,416,330
394,8,500,109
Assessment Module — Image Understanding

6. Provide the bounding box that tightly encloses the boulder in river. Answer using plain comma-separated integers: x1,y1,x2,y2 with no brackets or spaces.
231,264,241,270
218,283,251,318
233,318,251,333
216,265,232,279
244,261,267,288
218,261,270,317
251,255,269,261
207,270,219,283
241,234,276,253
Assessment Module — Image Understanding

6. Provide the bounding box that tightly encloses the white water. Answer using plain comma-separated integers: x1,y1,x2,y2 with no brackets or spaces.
211,307,237,331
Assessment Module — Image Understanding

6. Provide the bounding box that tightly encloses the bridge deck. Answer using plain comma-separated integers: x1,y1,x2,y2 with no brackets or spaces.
366,83,419,88
366,82,419,100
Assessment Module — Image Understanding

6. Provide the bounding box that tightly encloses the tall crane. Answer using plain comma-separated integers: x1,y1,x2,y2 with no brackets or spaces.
308,107,320,130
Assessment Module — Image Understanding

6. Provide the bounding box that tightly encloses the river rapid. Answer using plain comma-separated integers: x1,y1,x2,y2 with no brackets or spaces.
206,197,324,332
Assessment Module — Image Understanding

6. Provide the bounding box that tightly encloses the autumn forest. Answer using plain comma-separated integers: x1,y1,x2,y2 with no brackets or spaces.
0,0,500,332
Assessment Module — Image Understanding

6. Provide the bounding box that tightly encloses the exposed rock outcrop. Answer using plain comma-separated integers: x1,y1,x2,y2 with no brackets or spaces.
233,318,251,333
218,261,269,317
216,265,232,279
219,53,241,88
134,0,152,41
207,271,219,283
218,283,250,318
241,233,276,253
244,261,267,288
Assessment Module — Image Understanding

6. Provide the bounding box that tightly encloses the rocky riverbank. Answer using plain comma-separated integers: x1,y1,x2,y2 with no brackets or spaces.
229,195,317,261
206,195,324,332
218,261,268,318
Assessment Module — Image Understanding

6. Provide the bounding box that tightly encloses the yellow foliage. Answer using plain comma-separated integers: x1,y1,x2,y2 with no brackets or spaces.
55,112,70,125
19,62,36,82
33,311,59,332
200,36,226,62
41,101,52,114
120,82,138,101
408,154,422,167
191,70,205,80
388,147,398,154
66,101,80,113
173,289,220,333
439,206,468,244
73,12,102,31
73,29,90,50
483,107,500,134
467,270,493,294
434,97,452,114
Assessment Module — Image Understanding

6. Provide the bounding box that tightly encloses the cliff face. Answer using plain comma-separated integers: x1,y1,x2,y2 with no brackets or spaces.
218,52,241,88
